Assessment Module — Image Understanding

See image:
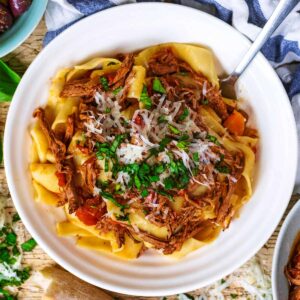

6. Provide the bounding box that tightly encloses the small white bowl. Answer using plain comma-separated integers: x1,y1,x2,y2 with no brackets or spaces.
4,3,298,296
272,200,300,300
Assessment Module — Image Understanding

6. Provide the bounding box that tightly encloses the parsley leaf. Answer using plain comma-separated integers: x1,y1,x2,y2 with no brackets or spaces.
141,189,149,198
5,233,17,246
140,86,152,109
168,124,180,135
153,77,166,93
113,87,122,95
206,134,220,146
21,238,37,252
99,77,109,91
12,213,20,223
100,192,127,210
178,107,189,121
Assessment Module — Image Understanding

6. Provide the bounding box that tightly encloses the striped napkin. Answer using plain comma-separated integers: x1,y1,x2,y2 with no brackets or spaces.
44,0,300,190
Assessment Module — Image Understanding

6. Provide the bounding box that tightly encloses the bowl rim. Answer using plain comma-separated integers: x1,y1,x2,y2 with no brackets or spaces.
272,199,300,299
0,0,48,58
4,2,298,296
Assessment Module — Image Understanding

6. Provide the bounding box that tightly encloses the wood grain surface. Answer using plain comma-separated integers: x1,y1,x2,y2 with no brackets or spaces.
0,19,298,300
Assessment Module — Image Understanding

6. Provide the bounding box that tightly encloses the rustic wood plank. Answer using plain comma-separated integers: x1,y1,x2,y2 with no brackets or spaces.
1,17,298,300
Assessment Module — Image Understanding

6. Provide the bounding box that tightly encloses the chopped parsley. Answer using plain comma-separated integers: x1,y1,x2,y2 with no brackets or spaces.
140,86,152,109
104,158,109,172
159,137,172,151
12,213,20,223
193,152,199,162
5,233,17,246
215,154,231,174
202,98,209,105
177,140,190,150
21,238,37,252
168,124,180,135
116,214,130,223
206,134,220,146
215,164,231,174
105,108,111,113
141,189,149,198
157,190,174,201
99,76,109,91
158,115,167,124
100,191,127,210
178,107,189,121
112,87,122,95
152,77,166,94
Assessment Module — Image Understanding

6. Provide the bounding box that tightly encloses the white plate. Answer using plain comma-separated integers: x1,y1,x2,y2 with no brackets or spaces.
4,3,298,296
272,200,300,300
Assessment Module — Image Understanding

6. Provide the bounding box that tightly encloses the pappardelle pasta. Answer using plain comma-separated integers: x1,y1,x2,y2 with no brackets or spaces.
29,43,258,259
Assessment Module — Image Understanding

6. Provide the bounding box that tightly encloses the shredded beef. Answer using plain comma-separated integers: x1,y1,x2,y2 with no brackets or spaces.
110,53,134,88
78,156,99,195
33,108,66,162
148,47,179,76
64,112,76,144
58,160,82,214
60,78,100,98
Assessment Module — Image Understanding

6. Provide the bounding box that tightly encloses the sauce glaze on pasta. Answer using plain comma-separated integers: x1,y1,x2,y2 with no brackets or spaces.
29,43,258,259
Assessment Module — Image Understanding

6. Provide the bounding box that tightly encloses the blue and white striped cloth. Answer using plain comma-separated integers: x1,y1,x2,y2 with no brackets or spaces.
44,0,300,190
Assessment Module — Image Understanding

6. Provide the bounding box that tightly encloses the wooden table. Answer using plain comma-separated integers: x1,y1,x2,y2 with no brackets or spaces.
0,19,298,300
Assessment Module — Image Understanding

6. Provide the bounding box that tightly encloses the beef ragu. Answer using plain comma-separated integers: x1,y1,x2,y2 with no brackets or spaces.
30,43,258,259
286,232,300,300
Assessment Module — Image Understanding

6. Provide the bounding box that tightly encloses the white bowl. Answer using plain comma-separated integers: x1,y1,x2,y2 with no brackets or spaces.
272,200,300,300
4,3,298,296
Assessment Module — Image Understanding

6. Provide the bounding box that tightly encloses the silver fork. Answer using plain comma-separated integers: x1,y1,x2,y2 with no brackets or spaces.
220,0,300,99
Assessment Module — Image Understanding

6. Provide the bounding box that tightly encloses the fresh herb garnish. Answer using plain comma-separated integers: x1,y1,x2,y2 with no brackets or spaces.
141,189,149,198
206,134,220,146
159,137,172,151
152,77,166,94
12,213,20,223
104,158,109,172
113,87,122,95
168,124,180,135
134,174,142,190
99,76,109,91
140,85,152,109
177,140,190,150
202,98,209,105
116,214,130,223
193,152,199,163
21,238,37,252
215,164,231,174
178,107,189,121
158,115,167,124
157,190,174,201
105,108,111,113
5,233,17,246
163,177,176,190
100,191,127,210
215,154,231,174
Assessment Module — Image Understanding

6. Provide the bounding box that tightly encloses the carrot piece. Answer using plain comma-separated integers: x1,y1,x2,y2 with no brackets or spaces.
224,110,245,136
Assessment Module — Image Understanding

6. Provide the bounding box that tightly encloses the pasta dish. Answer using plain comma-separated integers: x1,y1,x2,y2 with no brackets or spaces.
29,43,258,259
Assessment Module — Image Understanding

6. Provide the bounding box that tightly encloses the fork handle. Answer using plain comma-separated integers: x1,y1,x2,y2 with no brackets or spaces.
232,0,299,78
